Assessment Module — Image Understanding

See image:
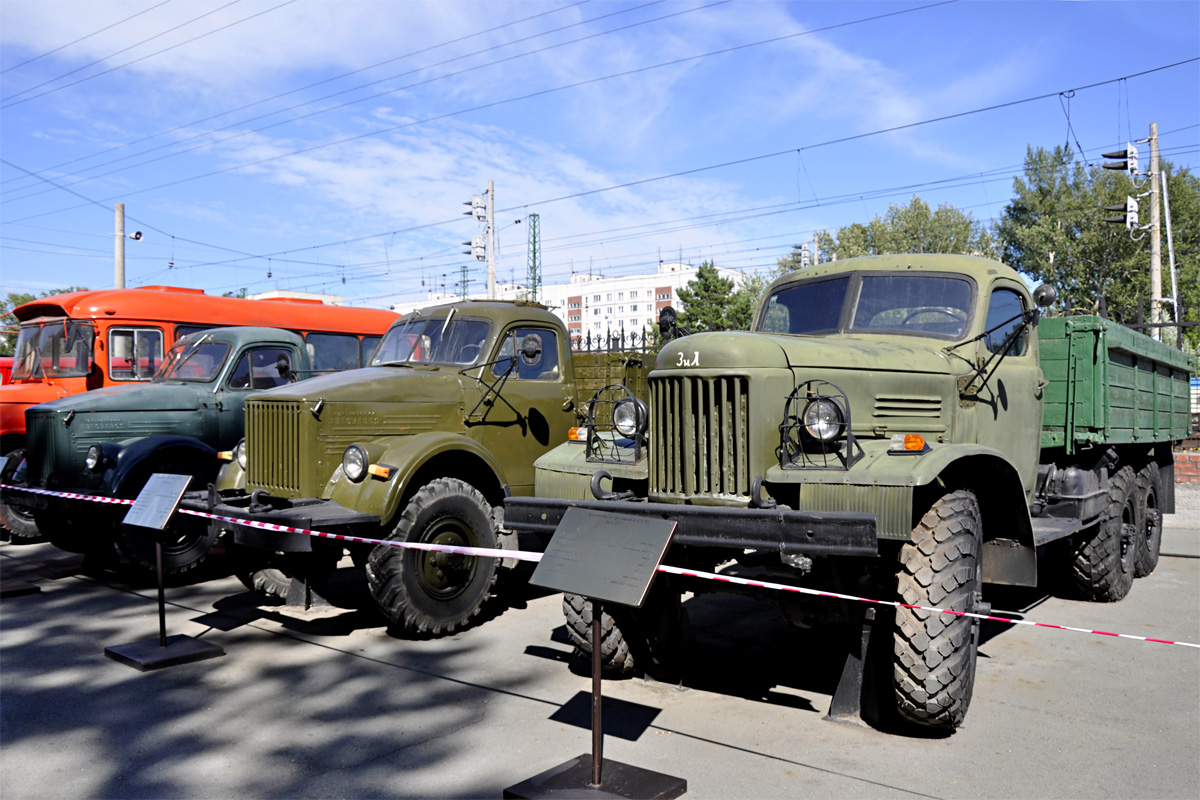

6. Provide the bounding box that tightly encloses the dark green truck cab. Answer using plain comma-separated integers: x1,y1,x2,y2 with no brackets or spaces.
503,254,1193,731
182,300,656,635
10,327,311,572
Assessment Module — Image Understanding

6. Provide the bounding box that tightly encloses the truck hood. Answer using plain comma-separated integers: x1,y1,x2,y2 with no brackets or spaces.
656,331,956,375
31,382,208,416
250,365,466,406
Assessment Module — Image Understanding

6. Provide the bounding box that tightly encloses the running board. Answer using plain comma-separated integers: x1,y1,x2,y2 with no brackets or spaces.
1031,517,1087,547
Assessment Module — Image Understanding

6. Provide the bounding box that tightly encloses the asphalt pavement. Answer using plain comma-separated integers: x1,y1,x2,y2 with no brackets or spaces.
1,491,1197,799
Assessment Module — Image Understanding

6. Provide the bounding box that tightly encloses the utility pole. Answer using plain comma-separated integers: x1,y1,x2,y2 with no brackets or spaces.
486,180,496,299
1149,122,1162,341
115,202,125,289
526,212,541,303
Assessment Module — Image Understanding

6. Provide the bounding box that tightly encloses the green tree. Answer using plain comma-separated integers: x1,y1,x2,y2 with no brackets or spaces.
676,261,735,332
1,286,89,356
997,145,1198,346
815,196,998,261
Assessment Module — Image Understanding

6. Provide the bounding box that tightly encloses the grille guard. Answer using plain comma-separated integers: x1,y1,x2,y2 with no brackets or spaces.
779,380,864,471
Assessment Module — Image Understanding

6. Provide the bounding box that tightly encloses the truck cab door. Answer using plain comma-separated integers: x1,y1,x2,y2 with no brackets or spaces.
216,346,297,446
971,284,1043,501
472,326,574,495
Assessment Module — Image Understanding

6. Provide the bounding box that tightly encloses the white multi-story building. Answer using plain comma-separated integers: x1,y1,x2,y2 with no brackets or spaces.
398,261,741,347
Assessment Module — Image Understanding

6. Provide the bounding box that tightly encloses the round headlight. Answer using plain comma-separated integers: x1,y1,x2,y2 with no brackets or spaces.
85,445,102,472
343,444,368,483
803,398,844,442
612,397,647,437
235,439,247,471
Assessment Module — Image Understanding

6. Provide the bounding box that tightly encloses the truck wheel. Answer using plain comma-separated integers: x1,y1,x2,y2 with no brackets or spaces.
1070,466,1137,602
365,478,498,636
892,489,982,730
35,508,104,555
1134,463,1162,578
563,593,639,674
0,450,43,542
115,512,218,575
232,547,340,601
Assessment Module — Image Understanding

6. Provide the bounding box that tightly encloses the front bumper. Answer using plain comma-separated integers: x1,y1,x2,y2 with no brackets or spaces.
503,496,878,557
180,490,380,552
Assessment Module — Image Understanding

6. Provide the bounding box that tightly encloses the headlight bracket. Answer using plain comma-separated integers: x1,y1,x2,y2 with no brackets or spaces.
779,380,863,471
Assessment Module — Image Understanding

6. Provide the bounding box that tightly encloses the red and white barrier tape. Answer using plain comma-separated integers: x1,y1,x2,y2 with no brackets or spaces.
4,482,1197,648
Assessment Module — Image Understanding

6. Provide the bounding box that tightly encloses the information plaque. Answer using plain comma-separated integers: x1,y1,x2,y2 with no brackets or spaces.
529,507,676,608
105,473,224,671
122,473,193,530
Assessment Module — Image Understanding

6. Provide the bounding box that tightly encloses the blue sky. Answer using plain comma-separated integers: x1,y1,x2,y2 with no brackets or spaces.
1,0,1197,311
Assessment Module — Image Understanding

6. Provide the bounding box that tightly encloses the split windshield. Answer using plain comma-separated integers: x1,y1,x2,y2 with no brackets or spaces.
10,319,95,381
370,316,492,367
153,337,232,383
758,273,974,339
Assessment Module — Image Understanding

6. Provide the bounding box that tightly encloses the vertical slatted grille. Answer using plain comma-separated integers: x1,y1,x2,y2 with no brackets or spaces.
25,414,54,485
650,375,749,499
246,401,302,494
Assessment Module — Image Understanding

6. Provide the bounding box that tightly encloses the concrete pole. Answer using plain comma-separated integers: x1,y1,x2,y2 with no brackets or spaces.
1149,123,1162,341
486,179,496,300
115,202,125,289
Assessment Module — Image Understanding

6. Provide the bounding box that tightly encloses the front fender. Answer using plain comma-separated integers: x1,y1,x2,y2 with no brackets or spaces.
326,431,507,526
213,459,245,492
105,435,220,498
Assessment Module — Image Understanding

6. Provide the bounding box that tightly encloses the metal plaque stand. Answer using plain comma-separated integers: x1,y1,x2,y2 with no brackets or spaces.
104,474,225,671
504,508,686,800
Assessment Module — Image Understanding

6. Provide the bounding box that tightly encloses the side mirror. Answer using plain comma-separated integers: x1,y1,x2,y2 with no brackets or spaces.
1033,284,1057,308
519,333,543,367
276,353,293,381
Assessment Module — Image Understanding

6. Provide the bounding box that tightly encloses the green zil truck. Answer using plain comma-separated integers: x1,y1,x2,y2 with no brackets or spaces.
182,300,655,635
8,327,324,573
502,254,1192,732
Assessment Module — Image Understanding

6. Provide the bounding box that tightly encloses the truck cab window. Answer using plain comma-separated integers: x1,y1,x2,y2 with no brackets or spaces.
984,288,1028,356
227,347,295,390
494,328,560,380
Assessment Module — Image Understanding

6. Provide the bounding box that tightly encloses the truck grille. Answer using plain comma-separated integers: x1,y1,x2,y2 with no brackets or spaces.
246,401,303,495
24,413,54,486
650,375,750,500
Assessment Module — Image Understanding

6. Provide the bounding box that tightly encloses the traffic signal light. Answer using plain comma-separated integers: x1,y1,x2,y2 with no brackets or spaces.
461,234,486,261
1103,196,1140,230
463,195,487,222
1101,143,1139,175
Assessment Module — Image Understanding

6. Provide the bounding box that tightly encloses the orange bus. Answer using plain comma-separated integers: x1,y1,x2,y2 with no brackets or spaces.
0,285,396,538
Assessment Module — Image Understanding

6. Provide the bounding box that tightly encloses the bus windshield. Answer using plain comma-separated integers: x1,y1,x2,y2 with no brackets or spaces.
10,320,95,381
153,337,232,383
371,316,492,367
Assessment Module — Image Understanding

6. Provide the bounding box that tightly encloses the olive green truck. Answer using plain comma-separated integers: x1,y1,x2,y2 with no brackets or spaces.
502,254,1193,732
181,300,655,634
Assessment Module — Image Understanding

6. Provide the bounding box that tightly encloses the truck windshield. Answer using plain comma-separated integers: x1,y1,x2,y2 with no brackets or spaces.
371,317,492,366
10,319,95,381
153,338,232,383
758,274,973,339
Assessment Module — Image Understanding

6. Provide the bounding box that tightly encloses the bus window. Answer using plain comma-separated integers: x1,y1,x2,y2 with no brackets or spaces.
306,332,360,372
175,324,216,339
15,320,96,380
109,327,164,381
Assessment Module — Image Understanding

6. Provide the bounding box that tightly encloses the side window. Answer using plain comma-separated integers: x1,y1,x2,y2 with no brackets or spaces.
493,328,561,381
984,288,1028,356
175,324,215,339
305,332,361,372
226,347,294,391
109,327,164,381
361,335,382,366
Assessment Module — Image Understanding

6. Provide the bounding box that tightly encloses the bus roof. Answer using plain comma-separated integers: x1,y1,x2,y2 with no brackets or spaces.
13,286,396,335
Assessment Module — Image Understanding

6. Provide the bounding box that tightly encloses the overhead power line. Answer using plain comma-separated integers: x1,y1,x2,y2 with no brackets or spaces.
0,0,596,194
2,0,961,219
0,0,175,76
0,0,300,110
2,0,710,203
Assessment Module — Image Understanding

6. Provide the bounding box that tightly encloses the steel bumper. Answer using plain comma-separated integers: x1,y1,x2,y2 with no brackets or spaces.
502,496,878,557
180,491,380,553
